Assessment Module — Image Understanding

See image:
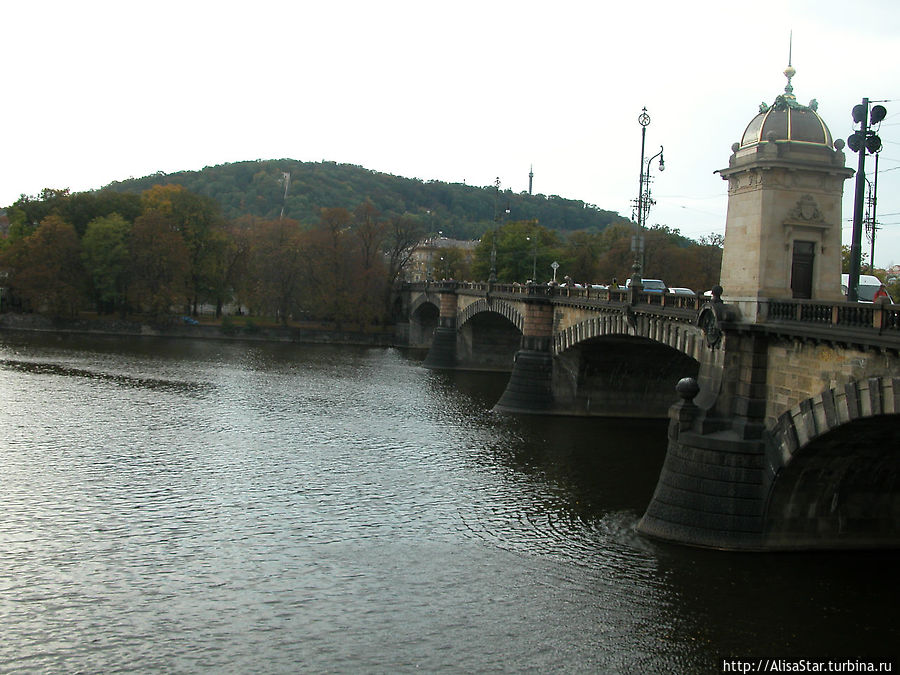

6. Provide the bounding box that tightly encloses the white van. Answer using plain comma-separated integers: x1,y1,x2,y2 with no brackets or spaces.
841,274,894,302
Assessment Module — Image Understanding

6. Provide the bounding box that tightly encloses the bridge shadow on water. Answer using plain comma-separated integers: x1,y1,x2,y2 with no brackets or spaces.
401,352,899,667
420,362,671,525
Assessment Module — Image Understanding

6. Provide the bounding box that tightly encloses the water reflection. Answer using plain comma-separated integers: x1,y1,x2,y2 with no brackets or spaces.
0,357,210,394
0,335,896,673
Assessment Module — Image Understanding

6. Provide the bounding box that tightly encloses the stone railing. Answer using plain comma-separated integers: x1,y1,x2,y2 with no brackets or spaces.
407,281,700,312
764,298,900,334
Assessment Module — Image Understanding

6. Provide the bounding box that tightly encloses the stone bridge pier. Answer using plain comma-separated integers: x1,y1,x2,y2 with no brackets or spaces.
638,65,900,551
421,287,458,369
492,289,555,412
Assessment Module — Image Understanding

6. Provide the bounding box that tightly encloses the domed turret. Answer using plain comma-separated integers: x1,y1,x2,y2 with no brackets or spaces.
716,62,854,318
739,64,833,148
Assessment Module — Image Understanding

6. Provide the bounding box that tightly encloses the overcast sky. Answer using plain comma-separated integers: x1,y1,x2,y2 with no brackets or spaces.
3,0,900,266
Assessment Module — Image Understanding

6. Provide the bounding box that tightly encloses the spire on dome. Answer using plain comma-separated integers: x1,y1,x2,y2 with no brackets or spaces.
783,31,796,100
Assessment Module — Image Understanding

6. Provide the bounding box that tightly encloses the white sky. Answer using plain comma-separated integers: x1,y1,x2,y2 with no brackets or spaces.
3,0,900,266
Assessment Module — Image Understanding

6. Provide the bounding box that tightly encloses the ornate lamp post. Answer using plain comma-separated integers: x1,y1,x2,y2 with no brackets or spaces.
489,178,500,283
488,177,509,284
526,235,537,282
633,107,664,284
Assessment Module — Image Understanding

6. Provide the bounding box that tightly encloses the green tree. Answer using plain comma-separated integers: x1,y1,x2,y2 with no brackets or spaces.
841,245,868,273
100,160,627,238
81,213,132,315
594,223,640,285
559,231,602,284
432,247,470,281
471,221,561,283
55,191,142,237
5,189,71,229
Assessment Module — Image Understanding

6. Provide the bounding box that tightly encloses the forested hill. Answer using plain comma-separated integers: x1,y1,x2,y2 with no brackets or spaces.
102,159,627,239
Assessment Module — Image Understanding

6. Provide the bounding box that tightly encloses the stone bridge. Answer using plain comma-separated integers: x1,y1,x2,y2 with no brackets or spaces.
391,65,900,551
398,281,705,418
395,280,900,551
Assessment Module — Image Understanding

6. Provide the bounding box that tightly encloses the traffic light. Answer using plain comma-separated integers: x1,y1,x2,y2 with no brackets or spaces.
848,100,885,155
865,134,882,153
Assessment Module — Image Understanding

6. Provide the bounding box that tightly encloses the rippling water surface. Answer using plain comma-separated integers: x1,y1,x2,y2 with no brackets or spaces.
0,334,896,673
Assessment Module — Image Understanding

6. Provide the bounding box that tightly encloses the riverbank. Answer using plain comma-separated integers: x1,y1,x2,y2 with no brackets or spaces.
0,312,399,347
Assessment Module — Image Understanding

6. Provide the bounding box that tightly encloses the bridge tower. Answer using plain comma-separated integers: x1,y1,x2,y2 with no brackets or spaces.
716,63,854,322
638,66,873,550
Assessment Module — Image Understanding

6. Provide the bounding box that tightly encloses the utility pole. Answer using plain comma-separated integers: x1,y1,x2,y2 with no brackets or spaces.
847,99,886,300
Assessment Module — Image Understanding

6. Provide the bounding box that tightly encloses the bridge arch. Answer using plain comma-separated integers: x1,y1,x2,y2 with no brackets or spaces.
456,298,524,372
457,297,524,332
763,377,900,548
553,311,704,362
407,295,441,349
409,294,440,319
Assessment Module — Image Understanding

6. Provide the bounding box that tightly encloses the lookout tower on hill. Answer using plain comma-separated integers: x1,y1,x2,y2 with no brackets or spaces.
716,62,854,322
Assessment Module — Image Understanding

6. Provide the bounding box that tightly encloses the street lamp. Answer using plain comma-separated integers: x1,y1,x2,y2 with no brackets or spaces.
633,107,664,283
489,177,510,284
526,235,537,282
489,178,500,283
641,147,665,225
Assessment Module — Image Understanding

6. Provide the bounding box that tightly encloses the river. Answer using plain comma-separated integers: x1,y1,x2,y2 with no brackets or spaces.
0,334,896,673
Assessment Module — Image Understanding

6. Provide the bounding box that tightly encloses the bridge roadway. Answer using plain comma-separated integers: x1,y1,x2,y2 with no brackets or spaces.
396,280,900,551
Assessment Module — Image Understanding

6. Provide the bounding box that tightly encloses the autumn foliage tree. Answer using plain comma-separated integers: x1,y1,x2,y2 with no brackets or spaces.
141,184,228,314
0,178,725,327
1,215,84,315
128,212,191,320
244,218,309,323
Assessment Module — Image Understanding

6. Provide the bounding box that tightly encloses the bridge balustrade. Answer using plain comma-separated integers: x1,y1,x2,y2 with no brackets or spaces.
406,281,700,312
406,281,900,343
766,298,899,334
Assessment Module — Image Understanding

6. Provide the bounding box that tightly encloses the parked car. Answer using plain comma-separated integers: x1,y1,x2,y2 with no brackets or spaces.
668,287,696,296
841,274,894,303
626,278,668,293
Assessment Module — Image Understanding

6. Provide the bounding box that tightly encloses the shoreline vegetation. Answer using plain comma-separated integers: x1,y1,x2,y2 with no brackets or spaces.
1,163,730,344
0,312,400,348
